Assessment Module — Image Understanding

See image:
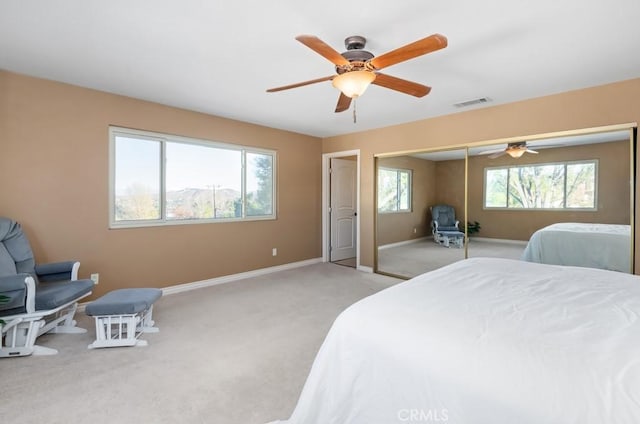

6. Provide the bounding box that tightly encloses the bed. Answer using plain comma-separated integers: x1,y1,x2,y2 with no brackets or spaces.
521,222,631,273
270,258,640,424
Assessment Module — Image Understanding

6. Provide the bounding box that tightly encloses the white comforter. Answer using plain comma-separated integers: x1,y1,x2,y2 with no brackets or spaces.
271,258,640,424
521,222,631,272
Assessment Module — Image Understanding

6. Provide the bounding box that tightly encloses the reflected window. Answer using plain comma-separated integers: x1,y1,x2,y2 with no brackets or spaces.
484,160,597,210
378,167,412,213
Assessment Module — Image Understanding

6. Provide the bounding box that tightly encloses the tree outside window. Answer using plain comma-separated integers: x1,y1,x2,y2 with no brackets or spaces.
378,167,412,213
484,160,597,209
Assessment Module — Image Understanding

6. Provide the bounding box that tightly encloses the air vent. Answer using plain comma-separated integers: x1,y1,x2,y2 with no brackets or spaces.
453,97,492,108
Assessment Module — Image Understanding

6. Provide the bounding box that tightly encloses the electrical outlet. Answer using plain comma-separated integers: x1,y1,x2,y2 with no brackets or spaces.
272,248,277,256
413,228,417,234
90,273,99,284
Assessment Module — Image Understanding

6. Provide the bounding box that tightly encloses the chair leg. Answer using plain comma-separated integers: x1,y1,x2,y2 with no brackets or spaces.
0,318,32,357
46,303,86,334
1,302,88,357
30,345,58,356
88,315,142,349
0,318,58,357
88,306,160,349
139,306,159,334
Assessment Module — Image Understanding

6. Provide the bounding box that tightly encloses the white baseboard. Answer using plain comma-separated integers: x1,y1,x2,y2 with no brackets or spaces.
471,237,528,246
78,258,323,311
162,257,323,295
378,236,430,250
79,257,395,314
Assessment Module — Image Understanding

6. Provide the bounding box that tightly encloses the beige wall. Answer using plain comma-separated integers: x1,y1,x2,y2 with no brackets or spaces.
434,158,466,223
377,156,436,245
0,70,322,298
322,78,640,271
468,140,631,240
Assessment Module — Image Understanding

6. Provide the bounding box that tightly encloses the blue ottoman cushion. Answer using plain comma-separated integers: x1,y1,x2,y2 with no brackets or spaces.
85,288,162,316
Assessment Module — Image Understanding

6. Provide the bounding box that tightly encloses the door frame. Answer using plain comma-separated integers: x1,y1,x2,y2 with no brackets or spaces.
322,150,361,269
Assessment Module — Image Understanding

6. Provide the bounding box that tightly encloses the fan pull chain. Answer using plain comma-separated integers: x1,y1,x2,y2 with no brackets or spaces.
353,98,357,124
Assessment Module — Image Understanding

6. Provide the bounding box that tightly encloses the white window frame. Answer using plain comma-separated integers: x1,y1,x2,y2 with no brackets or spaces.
109,126,277,228
377,167,413,214
483,159,598,211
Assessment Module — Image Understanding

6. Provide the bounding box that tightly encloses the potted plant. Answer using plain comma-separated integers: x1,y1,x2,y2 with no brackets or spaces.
467,221,481,236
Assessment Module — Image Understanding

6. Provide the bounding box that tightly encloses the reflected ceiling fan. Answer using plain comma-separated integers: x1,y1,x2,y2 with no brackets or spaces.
266,33,448,114
481,142,539,159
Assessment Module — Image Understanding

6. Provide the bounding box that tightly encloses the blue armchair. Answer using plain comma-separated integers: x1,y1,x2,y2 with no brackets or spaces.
0,217,95,357
430,205,464,248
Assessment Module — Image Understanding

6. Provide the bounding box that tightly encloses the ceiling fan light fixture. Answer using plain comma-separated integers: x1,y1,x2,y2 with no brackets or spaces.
506,148,526,158
332,71,376,98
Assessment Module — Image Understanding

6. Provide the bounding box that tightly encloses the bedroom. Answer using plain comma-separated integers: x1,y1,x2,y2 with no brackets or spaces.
2,1,640,423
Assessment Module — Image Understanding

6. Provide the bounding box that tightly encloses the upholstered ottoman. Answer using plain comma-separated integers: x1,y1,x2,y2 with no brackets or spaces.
436,230,465,248
85,288,162,349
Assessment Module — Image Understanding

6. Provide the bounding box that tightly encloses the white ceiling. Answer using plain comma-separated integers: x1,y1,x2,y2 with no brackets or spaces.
1,1,639,138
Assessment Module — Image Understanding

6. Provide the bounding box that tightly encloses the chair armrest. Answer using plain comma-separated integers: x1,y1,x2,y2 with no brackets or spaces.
455,220,460,229
35,261,80,282
0,274,35,314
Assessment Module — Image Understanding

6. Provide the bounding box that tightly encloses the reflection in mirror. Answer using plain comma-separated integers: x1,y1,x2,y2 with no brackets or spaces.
376,149,467,278
467,129,634,273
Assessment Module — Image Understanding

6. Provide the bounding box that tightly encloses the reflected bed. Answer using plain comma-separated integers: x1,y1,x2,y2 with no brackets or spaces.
521,222,631,273
271,258,640,424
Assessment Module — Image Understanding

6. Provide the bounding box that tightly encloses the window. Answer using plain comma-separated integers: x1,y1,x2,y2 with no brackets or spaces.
110,127,276,227
484,160,597,210
378,167,412,212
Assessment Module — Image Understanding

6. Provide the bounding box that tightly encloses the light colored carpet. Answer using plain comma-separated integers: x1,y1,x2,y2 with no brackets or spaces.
1,263,400,424
378,237,527,278
468,238,528,260
331,257,356,268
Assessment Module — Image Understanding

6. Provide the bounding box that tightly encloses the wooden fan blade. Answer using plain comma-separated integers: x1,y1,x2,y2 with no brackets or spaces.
488,151,507,159
478,147,505,155
335,93,352,113
372,73,431,97
295,35,350,66
266,75,335,93
369,34,448,70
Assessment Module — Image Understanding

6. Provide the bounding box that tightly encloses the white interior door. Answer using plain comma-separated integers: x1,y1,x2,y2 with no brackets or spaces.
330,158,357,261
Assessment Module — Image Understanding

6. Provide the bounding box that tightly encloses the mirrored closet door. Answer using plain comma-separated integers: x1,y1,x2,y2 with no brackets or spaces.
374,124,636,279
375,148,467,279
467,128,635,273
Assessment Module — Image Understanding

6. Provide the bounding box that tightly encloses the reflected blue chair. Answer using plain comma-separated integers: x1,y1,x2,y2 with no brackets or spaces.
430,205,464,248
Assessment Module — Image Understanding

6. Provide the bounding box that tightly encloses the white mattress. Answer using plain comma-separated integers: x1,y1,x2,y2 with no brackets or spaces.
270,258,640,424
521,222,631,273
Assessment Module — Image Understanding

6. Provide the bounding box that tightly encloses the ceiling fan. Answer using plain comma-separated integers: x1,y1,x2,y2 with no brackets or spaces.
266,33,448,113
481,142,539,159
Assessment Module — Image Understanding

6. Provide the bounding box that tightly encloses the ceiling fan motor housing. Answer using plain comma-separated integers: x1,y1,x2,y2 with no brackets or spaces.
344,35,367,50
337,35,374,74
